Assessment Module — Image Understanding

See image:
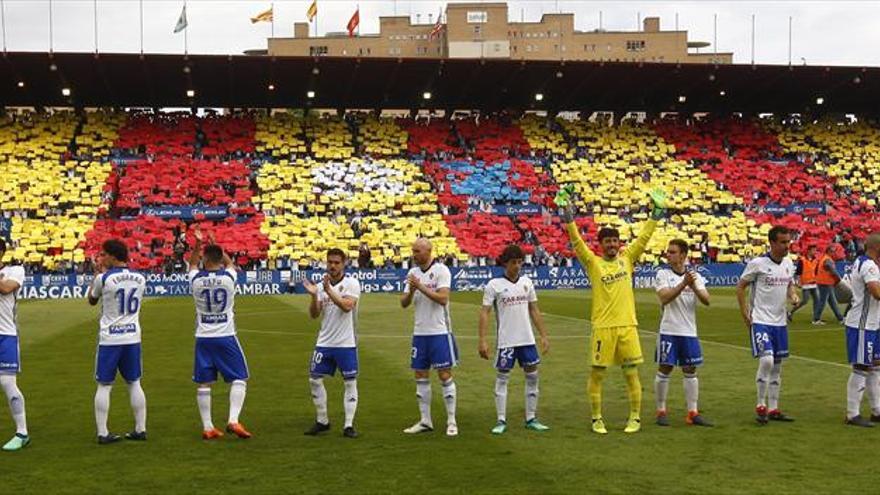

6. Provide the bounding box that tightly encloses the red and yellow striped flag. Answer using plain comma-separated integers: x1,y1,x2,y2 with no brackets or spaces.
306,0,317,22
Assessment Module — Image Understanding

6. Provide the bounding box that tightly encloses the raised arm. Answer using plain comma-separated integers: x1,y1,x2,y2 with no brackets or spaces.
564,219,597,269
188,228,204,269
623,219,658,264
625,189,666,263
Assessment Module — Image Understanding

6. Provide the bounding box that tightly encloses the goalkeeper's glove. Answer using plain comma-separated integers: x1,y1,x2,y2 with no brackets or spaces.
555,184,577,224
649,188,667,220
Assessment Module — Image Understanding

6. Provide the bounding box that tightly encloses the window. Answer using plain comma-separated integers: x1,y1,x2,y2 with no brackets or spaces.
626,40,646,52
474,25,482,37
389,47,401,55
417,46,428,55
584,44,596,52
309,46,328,56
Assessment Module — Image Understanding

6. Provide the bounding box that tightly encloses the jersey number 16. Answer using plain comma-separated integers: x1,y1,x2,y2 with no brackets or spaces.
115,288,140,315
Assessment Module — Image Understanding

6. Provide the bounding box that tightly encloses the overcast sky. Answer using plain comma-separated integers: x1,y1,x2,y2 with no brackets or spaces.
1,0,877,66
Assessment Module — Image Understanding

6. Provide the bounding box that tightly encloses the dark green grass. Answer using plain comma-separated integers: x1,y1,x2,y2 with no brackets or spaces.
2,289,871,493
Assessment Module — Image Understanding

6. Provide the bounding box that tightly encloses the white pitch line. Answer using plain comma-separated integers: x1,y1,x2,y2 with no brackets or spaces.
236,300,849,369
238,328,849,369
237,329,588,340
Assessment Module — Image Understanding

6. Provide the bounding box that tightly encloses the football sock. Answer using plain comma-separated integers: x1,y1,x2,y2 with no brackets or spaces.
228,380,246,425
654,371,670,412
309,377,329,425
588,367,606,419
755,355,774,407
867,368,880,416
494,372,509,422
0,375,26,436
197,387,214,430
127,380,147,433
768,361,783,410
441,378,457,424
683,372,699,412
343,379,358,429
524,371,539,421
415,378,432,427
95,384,112,437
623,366,642,420
847,369,868,419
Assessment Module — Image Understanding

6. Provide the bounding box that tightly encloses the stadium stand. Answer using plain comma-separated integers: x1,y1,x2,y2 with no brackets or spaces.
255,116,463,267
655,118,880,257
0,111,115,270
82,112,270,271
7,107,880,273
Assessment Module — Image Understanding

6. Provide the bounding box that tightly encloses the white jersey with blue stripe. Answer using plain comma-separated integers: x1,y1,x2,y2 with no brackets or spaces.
844,256,880,331
91,267,146,346
316,275,361,348
189,268,238,338
405,261,452,336
0,265,25,336
482,275,538,349
739,255,795,327
654,267,706,337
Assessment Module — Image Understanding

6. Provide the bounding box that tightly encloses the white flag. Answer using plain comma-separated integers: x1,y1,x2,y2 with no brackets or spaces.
173,4,188,33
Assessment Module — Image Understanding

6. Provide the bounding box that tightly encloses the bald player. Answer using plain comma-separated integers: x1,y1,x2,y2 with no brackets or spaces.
842,233,880,427
401,238,459,436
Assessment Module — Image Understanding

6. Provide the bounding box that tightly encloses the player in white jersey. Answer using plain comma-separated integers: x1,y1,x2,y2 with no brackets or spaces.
401,238,459,436
841,233,880,427
303,248,362,438
0,239,29,451
188,228,251,440
653,239,712,427
86,239,148,444
736,226,799,425
478,245,550,435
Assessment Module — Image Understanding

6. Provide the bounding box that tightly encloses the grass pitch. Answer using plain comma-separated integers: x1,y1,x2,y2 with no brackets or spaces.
3,289,870,493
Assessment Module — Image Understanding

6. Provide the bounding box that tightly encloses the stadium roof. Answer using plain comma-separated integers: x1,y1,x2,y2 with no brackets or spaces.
0,51,876,114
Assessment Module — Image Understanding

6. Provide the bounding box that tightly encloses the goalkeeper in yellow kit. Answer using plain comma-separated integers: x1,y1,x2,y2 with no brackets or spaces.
559,187,665,434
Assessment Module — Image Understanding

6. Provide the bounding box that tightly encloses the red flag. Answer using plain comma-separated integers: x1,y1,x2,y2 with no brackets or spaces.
347,8,360,37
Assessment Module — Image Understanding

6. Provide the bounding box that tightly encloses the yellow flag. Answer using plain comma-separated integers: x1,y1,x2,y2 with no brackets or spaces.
250,6,273,24
307,0,317,21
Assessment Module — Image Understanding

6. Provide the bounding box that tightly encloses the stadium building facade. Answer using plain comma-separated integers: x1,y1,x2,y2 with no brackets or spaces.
266,2,732,64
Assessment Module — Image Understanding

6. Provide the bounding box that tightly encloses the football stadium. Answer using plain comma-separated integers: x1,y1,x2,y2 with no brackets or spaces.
1,1,879,493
